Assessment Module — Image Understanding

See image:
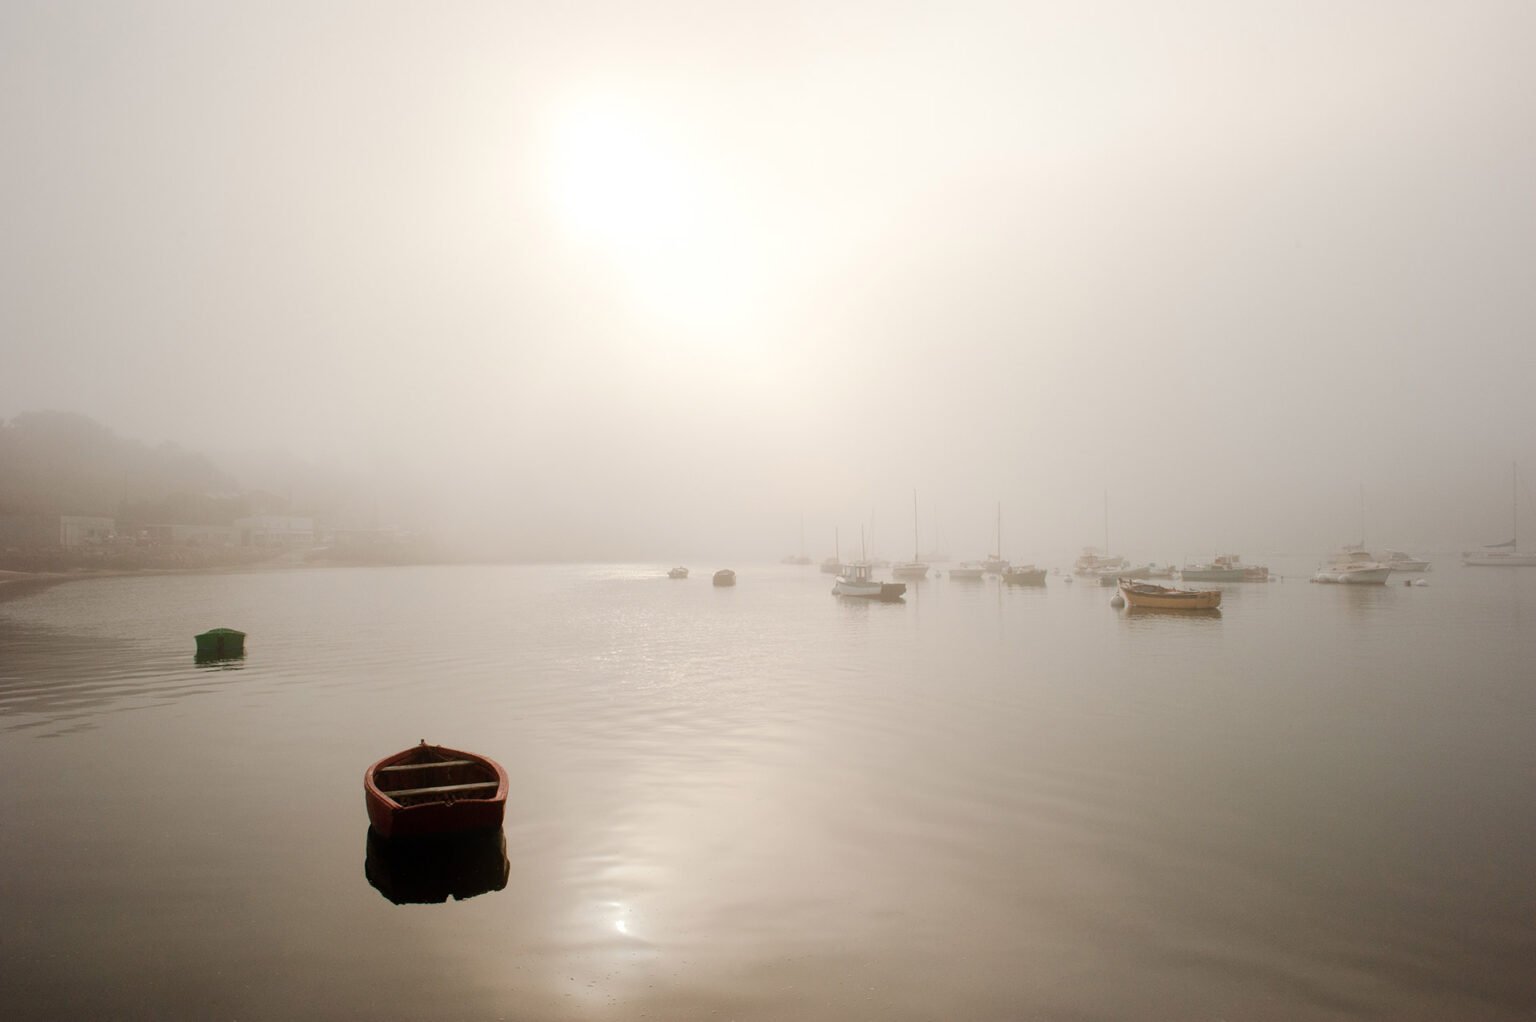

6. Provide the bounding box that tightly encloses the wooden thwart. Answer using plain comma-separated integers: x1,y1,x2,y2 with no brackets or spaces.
377,759,475,773
385,781,499,799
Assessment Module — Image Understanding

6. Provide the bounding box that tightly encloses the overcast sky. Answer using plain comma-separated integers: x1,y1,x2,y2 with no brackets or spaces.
4,1,1535,561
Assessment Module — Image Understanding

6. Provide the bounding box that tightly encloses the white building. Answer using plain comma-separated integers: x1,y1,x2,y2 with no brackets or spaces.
59,516,115,547
234,515,315,548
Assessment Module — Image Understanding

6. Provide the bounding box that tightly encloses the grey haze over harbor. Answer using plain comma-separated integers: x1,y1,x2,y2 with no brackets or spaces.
4,1,1535,562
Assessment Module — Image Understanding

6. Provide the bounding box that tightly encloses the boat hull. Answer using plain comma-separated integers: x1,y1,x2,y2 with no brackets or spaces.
1119,580,1222,610
365,743,508,840
1311,567,1393,584
712,570,736,586
832,578,907,601
1179,568,1246,582
1463,553,1536,566
891,562,929,579
1002,568,1046,585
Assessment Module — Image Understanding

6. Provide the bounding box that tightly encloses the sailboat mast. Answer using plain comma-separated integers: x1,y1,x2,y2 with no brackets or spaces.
1103,488,1109,554
1514,462,1520,549
912,490,920,560
996,501,1001,558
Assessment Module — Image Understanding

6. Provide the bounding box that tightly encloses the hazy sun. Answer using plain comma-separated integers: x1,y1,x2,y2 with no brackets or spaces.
543,100,757,331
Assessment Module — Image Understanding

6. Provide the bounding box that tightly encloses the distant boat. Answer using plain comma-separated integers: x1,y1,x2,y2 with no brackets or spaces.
364,741,508,839
712,569,737,587
1374,550,1430,573
1002,565,1046,586
832,561,907,601
782,515,812,564
1464,463,1536,566
979,502,1010,574
1118,579,1222,610
948,562,986,579
667,566,689,579
1311,548,1392,584
1180,555,1249,582
1073,548,1127,578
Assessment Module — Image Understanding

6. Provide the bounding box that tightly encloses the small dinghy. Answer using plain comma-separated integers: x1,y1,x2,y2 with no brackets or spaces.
364,741,508,839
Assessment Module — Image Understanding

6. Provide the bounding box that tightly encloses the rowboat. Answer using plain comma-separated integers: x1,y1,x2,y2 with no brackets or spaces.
1118,578,1222,610
364,741,508,839
1002,565,1046,585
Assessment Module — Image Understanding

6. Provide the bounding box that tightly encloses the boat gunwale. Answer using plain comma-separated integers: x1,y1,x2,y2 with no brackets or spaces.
365,743,509,811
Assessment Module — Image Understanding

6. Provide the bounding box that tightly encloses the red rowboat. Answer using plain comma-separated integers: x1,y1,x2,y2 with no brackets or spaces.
364,741,508,839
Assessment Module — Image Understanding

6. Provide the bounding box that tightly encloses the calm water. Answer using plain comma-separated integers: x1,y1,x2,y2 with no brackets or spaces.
2,562,1534,1020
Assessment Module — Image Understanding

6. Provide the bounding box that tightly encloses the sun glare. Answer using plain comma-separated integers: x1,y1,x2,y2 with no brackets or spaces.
543,101,761,333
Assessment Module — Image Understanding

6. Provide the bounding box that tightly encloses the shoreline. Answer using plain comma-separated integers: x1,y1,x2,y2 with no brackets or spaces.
0,564,281,606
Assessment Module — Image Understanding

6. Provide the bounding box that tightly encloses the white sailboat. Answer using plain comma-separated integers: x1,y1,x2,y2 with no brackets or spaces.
981,502,1010,574
1464,463,1536,566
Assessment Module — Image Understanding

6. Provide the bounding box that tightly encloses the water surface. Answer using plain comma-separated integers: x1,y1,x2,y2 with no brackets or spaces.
2,563,1533,1020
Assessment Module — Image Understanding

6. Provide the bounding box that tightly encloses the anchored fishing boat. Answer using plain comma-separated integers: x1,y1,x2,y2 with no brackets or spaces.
832,561,907,601
1117,578,1223,610
364,741,508,839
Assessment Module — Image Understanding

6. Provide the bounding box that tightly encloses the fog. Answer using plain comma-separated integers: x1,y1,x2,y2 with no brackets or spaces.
4,1,1535,562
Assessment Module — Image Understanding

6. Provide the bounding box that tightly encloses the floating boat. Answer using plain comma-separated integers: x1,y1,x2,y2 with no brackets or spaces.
364,741,508,839
948,562,986,579
712,569,737,586
832,561,906,601
1311,548,1392,584
667,566,688,579
1464,464,1536,565
1375,550,1430,572
1180,554,1269,582
1073,547,1127,577
194,627,246,660
1002,565,1046,585
1118,578,1222,610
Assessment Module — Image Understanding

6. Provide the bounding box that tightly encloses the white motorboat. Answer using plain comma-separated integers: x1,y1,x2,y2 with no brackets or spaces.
1311,548,1392,584
1376,550,1431,572
667,566,688,579
948,562,986,579
832,562,906,601
1073,548,1126,577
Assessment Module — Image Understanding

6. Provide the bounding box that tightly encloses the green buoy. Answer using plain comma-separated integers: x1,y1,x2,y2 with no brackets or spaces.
195,628,246,660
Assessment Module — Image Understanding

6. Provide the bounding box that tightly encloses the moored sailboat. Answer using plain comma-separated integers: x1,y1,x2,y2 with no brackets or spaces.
1464,463,1536,566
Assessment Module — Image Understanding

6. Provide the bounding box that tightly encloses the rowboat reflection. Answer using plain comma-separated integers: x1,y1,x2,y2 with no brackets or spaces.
364,827,509,905
1124,605,1223,621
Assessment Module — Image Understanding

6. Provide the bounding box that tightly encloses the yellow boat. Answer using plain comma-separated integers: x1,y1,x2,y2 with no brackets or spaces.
1118,578,1222,610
